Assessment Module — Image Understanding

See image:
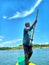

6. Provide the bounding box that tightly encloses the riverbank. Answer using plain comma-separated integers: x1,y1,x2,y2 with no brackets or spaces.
0,44,49,50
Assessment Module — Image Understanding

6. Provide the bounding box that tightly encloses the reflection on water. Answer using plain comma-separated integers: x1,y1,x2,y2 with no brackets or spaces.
0,48,49,65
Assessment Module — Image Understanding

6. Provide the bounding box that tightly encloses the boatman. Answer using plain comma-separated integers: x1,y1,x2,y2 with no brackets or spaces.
23,19,37,65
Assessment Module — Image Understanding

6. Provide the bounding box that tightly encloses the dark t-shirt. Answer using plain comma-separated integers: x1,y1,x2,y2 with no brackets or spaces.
23,26,33,45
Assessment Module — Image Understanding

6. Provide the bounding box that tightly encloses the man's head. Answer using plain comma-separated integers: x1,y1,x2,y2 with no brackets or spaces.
25,22,30,27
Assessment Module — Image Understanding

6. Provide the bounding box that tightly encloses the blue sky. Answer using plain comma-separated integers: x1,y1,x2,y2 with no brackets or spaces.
0,0,49,47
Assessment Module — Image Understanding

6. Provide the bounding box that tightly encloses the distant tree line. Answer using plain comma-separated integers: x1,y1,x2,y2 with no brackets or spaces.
0,44,49,50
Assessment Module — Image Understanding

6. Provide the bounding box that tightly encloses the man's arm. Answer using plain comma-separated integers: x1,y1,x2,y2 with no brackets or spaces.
29,20,37,31
32,20,37,26
29,9,38,31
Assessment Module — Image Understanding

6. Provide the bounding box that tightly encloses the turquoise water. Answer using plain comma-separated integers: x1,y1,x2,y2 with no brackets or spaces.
0,48,49,65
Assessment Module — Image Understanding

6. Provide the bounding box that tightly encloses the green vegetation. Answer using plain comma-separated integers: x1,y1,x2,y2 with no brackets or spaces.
0,44,49,50
32,44,49,48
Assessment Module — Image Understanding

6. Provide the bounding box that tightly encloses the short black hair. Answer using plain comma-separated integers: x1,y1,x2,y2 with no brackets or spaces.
25,22,30,27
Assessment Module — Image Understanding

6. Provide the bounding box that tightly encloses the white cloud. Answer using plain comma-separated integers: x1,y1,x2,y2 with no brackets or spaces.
44,42,49,45
0,39,22,47
0,36,4,38
37,42,49,45
0,36,4,42
0,39,49,47
0,39,3,41
3,16,7,19
3,0,42,20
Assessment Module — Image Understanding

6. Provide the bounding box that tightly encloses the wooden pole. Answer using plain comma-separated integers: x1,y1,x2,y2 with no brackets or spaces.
31,9,39,43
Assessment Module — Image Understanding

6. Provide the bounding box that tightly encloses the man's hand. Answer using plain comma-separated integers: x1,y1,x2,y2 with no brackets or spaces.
33,20,37,26
33,9,38,26
30,38,33,41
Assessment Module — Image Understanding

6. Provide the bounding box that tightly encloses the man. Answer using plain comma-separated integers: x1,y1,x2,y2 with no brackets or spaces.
23,19,37,65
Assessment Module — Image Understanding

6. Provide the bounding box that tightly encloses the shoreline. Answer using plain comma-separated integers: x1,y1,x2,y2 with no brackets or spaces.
0,45,49,50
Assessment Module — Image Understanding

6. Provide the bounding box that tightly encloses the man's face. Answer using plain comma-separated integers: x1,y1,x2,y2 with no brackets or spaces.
26,24,30,27
25,22,30,27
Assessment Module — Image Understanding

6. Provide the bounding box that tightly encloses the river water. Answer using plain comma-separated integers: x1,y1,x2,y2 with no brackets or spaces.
0,48,49,65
